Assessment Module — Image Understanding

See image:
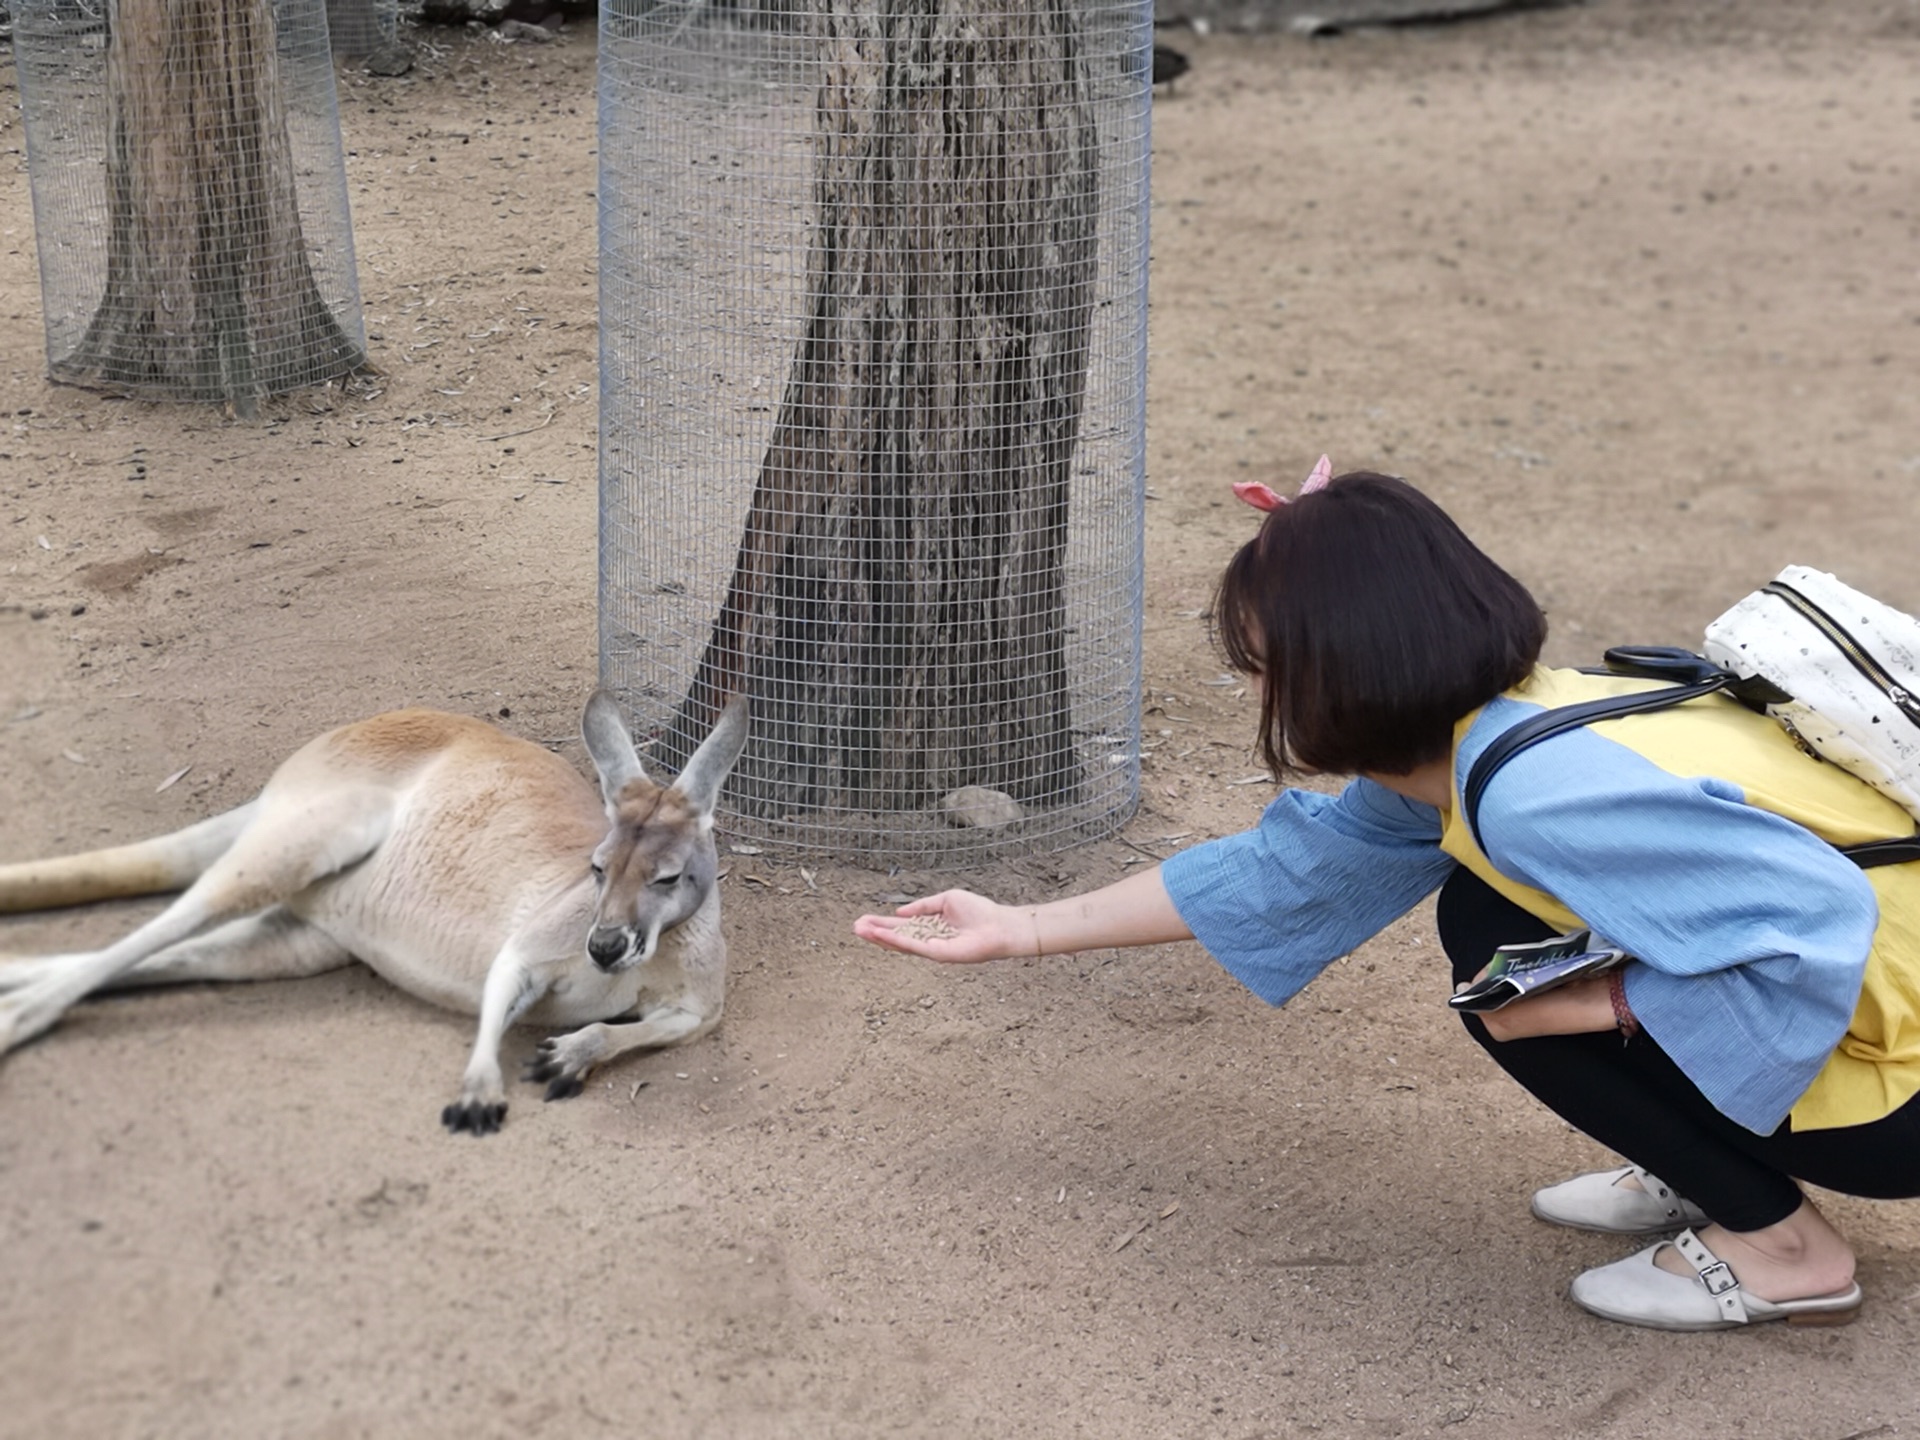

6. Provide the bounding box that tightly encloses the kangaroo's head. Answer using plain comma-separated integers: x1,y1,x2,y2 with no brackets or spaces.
578,692,750,973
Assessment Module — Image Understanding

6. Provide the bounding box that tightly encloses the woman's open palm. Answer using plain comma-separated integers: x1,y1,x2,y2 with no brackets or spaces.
852,889,1027,964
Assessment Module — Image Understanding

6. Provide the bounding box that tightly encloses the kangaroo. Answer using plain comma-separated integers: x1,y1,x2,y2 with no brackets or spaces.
0,691,749,1135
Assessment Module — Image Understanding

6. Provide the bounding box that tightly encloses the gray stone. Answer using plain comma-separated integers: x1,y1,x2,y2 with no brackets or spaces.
364,43,415,76
497,18,557,41
938,786,1024,830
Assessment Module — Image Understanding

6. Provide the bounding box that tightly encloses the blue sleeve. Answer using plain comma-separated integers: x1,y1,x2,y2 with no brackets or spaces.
1464,701,1880,1135
1160,778,1456,1007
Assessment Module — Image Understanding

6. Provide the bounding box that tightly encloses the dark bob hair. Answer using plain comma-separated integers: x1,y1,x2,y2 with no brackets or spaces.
1212,470,1546,779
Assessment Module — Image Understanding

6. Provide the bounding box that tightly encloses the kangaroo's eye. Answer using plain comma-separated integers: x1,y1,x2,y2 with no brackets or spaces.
653,872,682,889
590,861,606,880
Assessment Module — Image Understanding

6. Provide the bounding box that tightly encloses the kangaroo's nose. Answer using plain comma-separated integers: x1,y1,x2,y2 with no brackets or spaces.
587,928,629,970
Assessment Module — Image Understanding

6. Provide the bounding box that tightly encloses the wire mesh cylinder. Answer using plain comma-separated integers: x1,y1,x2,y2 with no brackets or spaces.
14,0,367,409
325,0,399,56
599,0,1152,866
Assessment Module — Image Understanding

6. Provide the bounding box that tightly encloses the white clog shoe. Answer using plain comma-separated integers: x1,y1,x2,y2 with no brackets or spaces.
1530,1164,1708,1235
1570,1228,1862,1331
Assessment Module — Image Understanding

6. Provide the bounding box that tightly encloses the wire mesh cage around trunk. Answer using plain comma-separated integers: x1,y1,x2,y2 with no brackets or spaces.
325,0,399,57
598,0,1152,866
14,0,368,414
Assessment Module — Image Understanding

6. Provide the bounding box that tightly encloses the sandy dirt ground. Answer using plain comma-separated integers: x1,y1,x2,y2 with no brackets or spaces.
4,2,1920,1436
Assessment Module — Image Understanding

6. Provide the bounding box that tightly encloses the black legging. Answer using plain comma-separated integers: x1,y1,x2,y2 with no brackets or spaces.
1437,866,1920,1232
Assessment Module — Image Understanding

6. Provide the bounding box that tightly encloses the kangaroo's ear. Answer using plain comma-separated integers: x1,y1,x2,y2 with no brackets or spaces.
672,695,750,816
581,690,646,808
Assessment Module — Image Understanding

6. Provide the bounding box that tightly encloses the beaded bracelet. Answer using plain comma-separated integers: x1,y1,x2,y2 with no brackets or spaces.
1608,968,1640,1042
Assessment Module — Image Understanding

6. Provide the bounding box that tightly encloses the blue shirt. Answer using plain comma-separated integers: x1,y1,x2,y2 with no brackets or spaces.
1161,693,1882,1135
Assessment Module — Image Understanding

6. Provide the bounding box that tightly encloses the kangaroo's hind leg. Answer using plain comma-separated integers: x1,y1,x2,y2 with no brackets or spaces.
0,787,395,1056
0,907,353,995
0,801,260,913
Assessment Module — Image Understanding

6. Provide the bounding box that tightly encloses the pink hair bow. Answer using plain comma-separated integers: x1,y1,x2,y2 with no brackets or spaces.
1233,454,1333,513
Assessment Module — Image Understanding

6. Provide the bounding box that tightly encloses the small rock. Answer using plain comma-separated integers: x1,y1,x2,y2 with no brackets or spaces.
938,786,1023,829
364,43,414,77
498,18,557,41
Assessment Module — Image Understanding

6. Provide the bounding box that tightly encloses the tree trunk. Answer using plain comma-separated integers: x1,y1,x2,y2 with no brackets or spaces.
664,0,1100,818
55,0,365,415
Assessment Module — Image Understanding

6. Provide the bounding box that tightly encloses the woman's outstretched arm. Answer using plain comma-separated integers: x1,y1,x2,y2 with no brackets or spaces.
852,864,1192,965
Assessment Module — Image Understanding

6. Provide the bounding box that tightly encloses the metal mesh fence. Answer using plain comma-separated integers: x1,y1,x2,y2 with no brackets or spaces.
326,0,399,56
599,0,1152,866
14,0,367,413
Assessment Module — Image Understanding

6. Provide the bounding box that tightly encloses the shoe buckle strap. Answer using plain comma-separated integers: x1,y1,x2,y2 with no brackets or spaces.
1675,1229,1752,1322
1697,1260,1739,1297
1635,1168,1689,1222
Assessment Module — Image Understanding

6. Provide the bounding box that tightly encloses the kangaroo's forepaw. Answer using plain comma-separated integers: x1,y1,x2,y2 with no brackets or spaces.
441,1096,508,1135
526,1028,603,1102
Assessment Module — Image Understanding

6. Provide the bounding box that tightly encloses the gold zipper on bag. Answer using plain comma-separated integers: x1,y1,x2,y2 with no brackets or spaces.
1764,580,1920,729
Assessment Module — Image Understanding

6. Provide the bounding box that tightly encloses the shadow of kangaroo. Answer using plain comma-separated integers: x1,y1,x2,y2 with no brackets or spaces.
0,692,749,1135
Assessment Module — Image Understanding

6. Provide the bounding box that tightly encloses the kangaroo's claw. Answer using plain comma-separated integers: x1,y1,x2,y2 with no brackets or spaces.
543,1075,585,1102
526,1032,599,1101
440,1098,507,1135
524,1042,561,1083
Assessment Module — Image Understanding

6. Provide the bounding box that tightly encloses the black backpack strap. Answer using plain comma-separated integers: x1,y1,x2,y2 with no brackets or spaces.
1460,647,1920,870
1461,671,1731,854
1838,835,1920,869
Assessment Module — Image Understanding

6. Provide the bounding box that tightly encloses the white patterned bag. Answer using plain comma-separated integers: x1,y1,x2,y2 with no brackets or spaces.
1703,566,1920,821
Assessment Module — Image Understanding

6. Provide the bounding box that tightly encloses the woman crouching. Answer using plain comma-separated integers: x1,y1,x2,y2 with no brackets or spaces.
855,462,1920,1331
